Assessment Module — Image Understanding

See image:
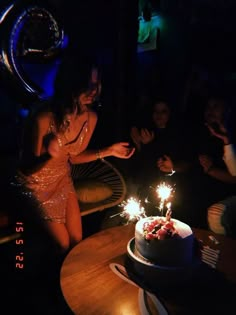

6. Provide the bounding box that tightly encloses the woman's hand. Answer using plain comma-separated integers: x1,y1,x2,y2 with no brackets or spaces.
130,126,142,150
140,128,155,144
47,135,63,158
199,154,213,173
206,122,230,145
157,155,174,173
110,142,135,159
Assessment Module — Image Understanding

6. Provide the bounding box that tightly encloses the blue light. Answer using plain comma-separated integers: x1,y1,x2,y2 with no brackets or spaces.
18,108,30,118
62,34,69,49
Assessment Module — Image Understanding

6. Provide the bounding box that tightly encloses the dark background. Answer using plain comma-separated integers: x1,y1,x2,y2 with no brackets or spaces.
1,0,236,156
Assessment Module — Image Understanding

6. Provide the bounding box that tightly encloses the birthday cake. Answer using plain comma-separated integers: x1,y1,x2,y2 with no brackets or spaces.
134,216,194,267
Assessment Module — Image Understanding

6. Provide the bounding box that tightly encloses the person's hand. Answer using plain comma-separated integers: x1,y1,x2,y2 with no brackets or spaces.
139,128,155,144
157,155,174,173
199,154,213,173
130,126,142,150
206,122,230,145
110,142,135,159
47,135,61,158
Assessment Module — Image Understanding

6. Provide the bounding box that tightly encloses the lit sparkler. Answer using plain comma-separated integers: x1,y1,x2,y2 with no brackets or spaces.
118,197,146,223
156,182,173,216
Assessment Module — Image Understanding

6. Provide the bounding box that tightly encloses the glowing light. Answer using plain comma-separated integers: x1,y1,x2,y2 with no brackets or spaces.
157,183,172,200
156,182,173,215
119,197,146,222
166,202,171,208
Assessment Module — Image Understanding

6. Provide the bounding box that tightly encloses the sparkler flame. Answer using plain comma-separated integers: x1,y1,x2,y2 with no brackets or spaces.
156,182,173,215
119,197,146,222
111,182,175,224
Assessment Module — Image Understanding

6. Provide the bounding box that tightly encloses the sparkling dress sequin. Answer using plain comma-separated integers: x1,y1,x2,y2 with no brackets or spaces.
15,114,89,224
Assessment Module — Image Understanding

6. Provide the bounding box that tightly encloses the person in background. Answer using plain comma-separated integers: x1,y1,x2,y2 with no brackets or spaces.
207,120,236,176
194,95,236,184
14,57,135,256
128,98,193,221
190,94,236,229
205,118,236,238
138,3,152,44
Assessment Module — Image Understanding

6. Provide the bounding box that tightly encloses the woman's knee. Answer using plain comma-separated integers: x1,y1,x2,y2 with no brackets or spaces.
53,237,70,256
43,221,71,254
70,232,82,248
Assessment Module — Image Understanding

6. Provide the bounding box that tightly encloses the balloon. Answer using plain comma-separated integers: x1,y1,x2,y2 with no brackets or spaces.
0,0,66,106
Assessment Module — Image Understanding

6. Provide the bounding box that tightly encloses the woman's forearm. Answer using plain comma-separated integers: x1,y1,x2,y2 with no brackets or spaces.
69,142,134,164
207,166,236,183
69,147,112,164
223,144,236,176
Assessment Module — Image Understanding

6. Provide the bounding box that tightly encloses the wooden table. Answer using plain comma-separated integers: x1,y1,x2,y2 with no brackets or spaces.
60,224,236,315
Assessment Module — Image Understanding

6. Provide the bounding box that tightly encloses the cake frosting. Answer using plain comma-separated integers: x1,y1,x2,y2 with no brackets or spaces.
135,216,194,267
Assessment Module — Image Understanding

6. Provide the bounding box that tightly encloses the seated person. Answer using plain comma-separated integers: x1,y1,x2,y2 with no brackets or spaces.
206,118,236,238
190,94,236,229
127,98,193,222
207,119,236,176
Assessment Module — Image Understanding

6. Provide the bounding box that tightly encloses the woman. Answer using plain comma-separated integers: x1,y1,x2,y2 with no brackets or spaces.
16,58,135,255
204,112,236,238
189,95,236,229
206,116,236,176
128,98,193,222
130,99,191,177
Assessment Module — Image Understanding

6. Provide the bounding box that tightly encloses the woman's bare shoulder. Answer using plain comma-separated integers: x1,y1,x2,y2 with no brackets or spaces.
88,110,98,123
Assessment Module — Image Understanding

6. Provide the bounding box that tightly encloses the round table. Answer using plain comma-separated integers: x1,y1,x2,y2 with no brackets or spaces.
60,224,236,315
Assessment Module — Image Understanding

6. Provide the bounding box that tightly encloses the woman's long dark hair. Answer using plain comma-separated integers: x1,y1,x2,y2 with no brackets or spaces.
50,54,98,131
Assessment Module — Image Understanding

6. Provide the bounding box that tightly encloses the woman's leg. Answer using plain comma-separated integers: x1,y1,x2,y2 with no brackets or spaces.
43,221,70,254
66,192,83,247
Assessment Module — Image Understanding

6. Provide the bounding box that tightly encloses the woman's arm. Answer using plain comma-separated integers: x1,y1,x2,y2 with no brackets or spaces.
206,121,236,176
69,143,135,164
223,144,236,176
68,111,135,164
157,155,192,174
20,113,52,174
199,154,236,183
206,166,236,183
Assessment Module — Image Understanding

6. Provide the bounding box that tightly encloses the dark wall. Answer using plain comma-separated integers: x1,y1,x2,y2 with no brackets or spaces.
61,0,139,143
1,0,236,154
135,0,236,111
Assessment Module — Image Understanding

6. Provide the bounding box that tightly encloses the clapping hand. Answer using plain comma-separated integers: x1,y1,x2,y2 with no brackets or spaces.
130,127,155,150
206,122,230,144
130,127,142,150
47,135,62,158
139,128,155,144
199,154,213,173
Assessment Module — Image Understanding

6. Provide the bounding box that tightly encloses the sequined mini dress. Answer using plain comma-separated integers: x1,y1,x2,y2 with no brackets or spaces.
16,114,89,224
